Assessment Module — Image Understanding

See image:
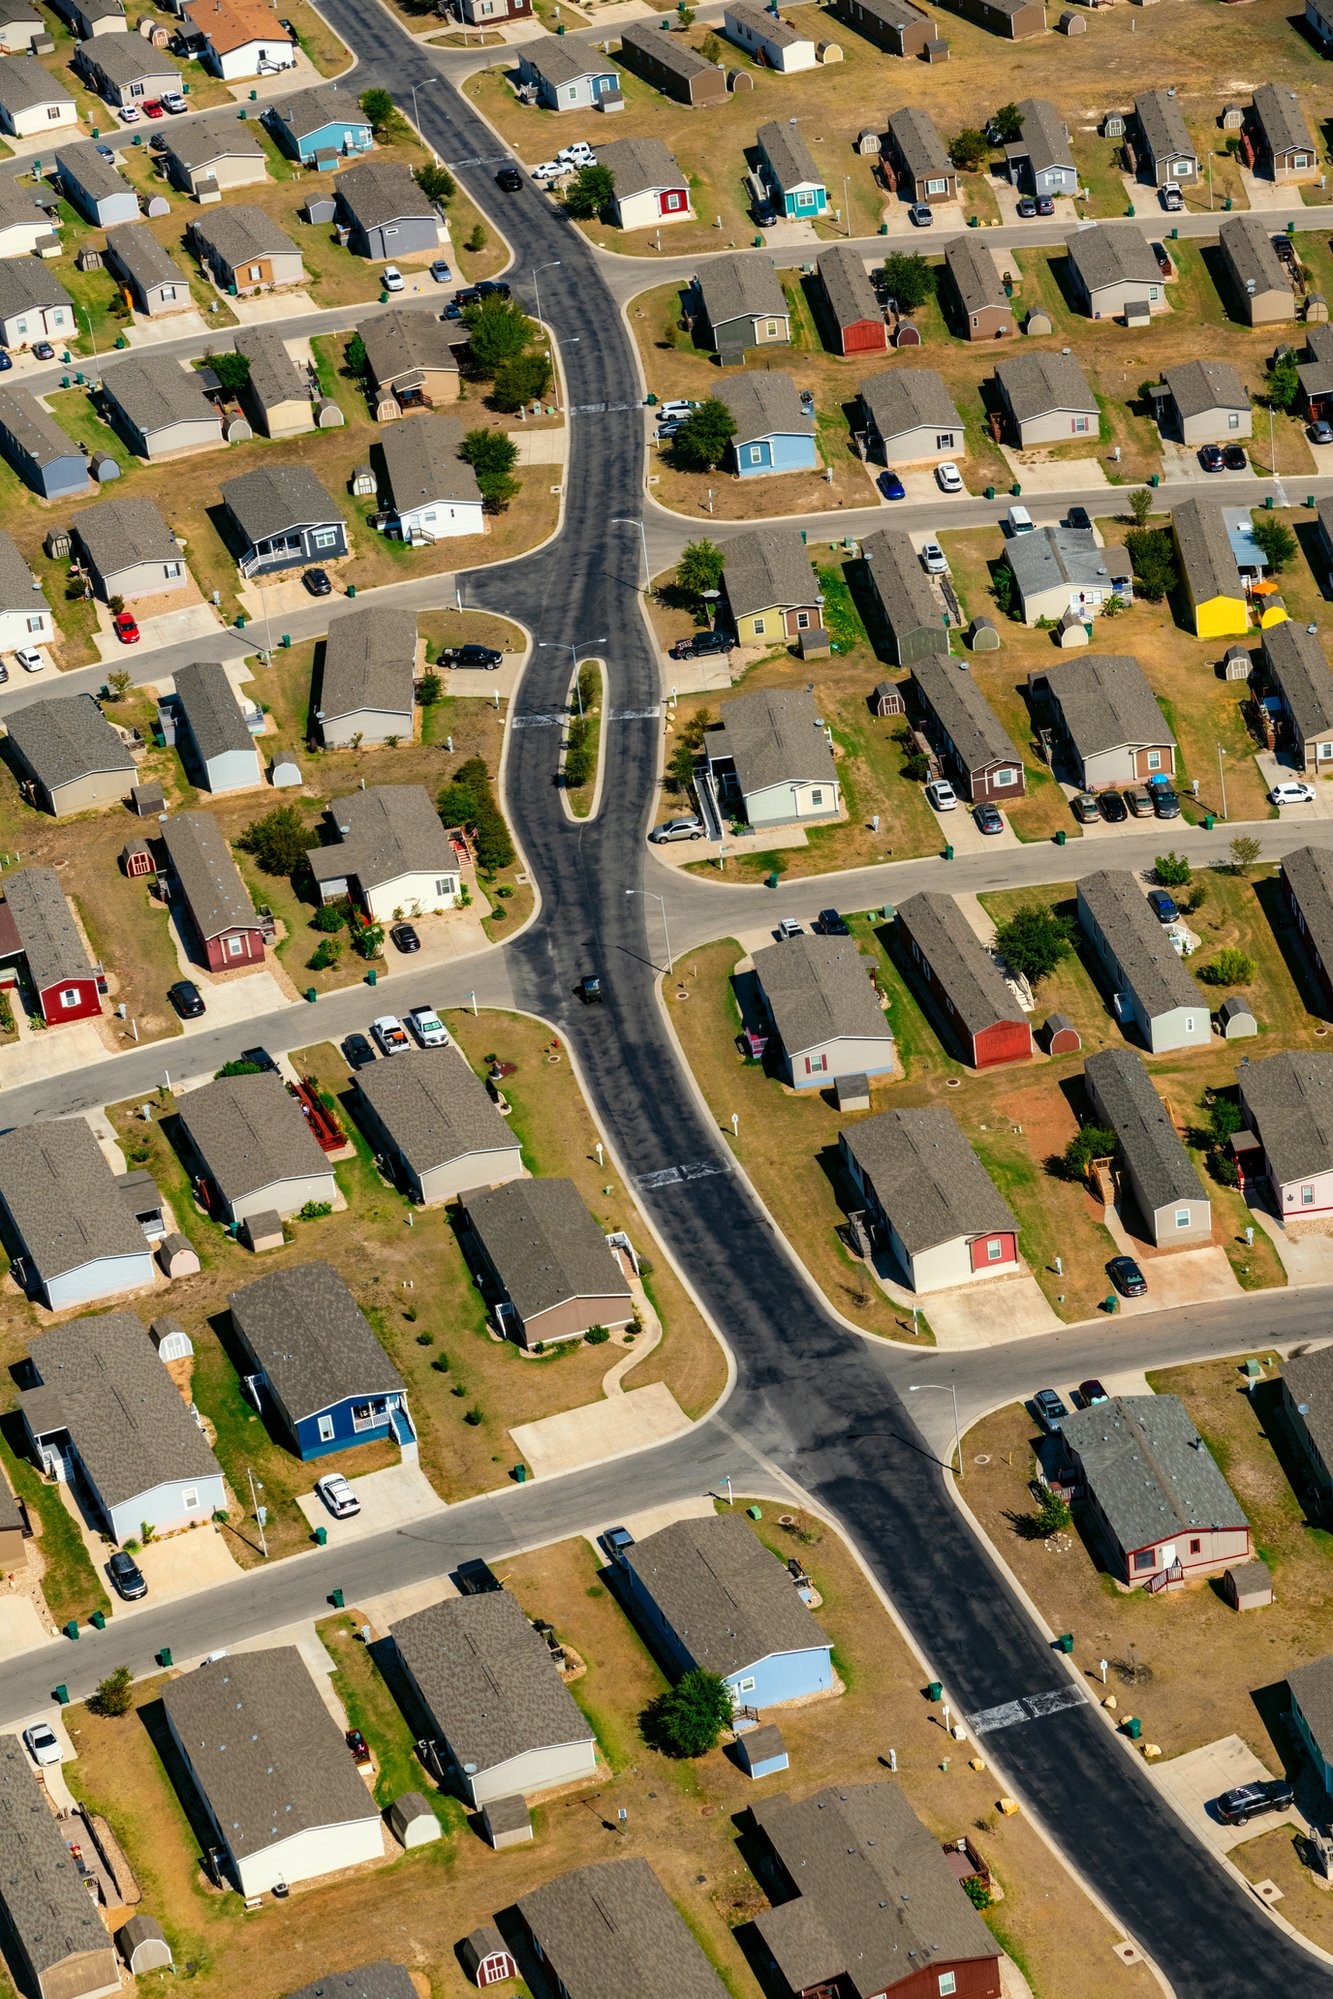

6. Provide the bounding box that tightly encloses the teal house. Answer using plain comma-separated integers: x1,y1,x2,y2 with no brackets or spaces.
756,119,828,220
263,83,373,167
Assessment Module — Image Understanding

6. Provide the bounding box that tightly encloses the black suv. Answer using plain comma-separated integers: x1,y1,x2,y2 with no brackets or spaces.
669,630,735,661
1216,1778,1295,1825
109,1550,147,1600
439,643,502,670
456,1558,503,1595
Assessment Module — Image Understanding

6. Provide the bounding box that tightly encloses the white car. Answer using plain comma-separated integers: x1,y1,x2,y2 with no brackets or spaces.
531,160,565,183
316,1472,360,1519
119,103,141,122
407,1004,449,1048
1271,780,1317,806
382,265,405,293
936,461,964,493
919,540,948,575
371,1013,410,1055
23,1722,61,1767
161,90,188,113
656,398,697,422
558,141,595,167
925,779,958,812
14,649,43,673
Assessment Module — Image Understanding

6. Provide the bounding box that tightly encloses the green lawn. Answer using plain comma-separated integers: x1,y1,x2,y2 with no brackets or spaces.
0,1440,110,1626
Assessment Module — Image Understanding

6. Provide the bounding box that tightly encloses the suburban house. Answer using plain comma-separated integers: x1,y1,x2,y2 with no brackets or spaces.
306,785,459,921
614,1512,832,1705
183,0,295,78
750,932,895,1088
1282,843,1333,1015
0,56,76,138
0,532,54,652
945,236,1015,341
263,82,373,166
0,0,41,55
391,1590,596,1807
1279,1345,1333,1513
841,1103,1020,1291
1248,82,1319,183
690,254,790,361
0,1118,154,1309
165,659,263,794
21,1312,225,1542
860,525,948,664
1007,527,1133,627
0,177,59,258
379,411,484,542
516,35,621,111
459,1177,633,1347
720,526,821,643
286,1971,418,1999
1,866,100,1024
161,1648,384,1895
0,1735,120,1999
221,463,346,576
354,1045,524,1204
932,0,1044,35
360,309,460,417
1172,497,1249,638
723,0,817,68
517,1861,729,1999
814,244,886,355
159,810,266,972
105,223,193,318
1132,89,1200,186
1006,97,1077,197
1031,652,1174,788
188,206,304,294
1218,214,1294,325
1083,1047,1212,1245
1062,1394,1250,1586
232,324,312,437
895,891,1033,1068
1307,0,1333,47
886,103,956,206
617,22,727,105
71,494,187,601
994,351,1099,447
1235,1049,1333,1223
911,651,1026,805
100,356,223,460
750,1784,1003,1999
1076,869,1212,1053
1288,1656,1333,1805
858,367,963,465
1066,221,1165,320
49,0,123,35
161,115,268,200
1153,358,1251,446
316,604,417,747
706,687,840,829
832,0,933,53
720,372,816,478
1299,327,1333,423
335,158,443,261
1261,619,1333,773
55,141,138,227
228,1261,409,1459
755,120,827,219
0,386,89,500
6,692,134,816
0,260,75,349
176,1071,336,1226
72,33,178,108
597,135,692,229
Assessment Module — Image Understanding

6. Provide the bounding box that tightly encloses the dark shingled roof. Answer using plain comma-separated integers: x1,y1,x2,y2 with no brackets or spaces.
159,811,258,944
597,133,684,198
888,103,950,182
817,244,881,334
1264,620,1333,742
392,1589,594,1773
71,493,177,578
1063,1394,1248,1551
518,1858,728,1999
1008,526,1132,608
520,28,618,87
1078,870,1202,1018
1239,1049,1333,1186
861,526,945,644
223,463,338,543
3,865,92,994
1038,652,1172,759
713,686,837,796
622,1512,830,1677
464,1178,631,1321
896,890,1028,1039
0,258,72,324
751,933,891,1057
945,235,1007,319
6,691,134,790
619,20,720,82
1066,220,1161,297
162,1648,380,1863
307,784,456,894
191,203,300,272
75,31,177,84
841,1105,1016,1253
751,1783,1001,1999
859,367,960,442
0,1117,146,1280
1160,358,1248,420
1281,1345,1333,1489
1283,844,1333,987
719,370,813,447
172,659,254,764
358,308,460,393
1134,88,1197,166
1251,82,1315,159
336,157,437,229
355,1045,520,1177
995,350,1097,423
232,323,307,412
1012,97,1072,175
267,81,368,143
722,526,818,618
694,252,786,330
380,410,480,514
911,652,1024,776
164,111,264,174
318,605,416,727
1084,1047,1206,1214
757,118,822,193
55,138,135,205
283,1966,417,1999
1174,497,1244,605
105,221,189,297
0,55,74,114
1288,1652,1333,1762
0,1732,117,1982
1219,213,1292,300
177,1071,330,1209
0,385,85,474
228,1260,402,1422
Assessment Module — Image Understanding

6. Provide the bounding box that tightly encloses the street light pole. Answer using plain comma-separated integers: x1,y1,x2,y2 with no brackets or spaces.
247,1465,268,1557
612,516,650,592
907,1381,962,1478
538,638,607,717
625,887,673,976
1217,742,1228,820
532,260,561,409
77,304,97,365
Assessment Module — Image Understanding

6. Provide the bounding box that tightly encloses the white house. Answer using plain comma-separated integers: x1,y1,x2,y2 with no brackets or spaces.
379,413,484,546
308,785,461,922
1236,1050,1333,1225
706,687,841,832
0,1120,154,1311
1077,870,1211,1055
839,1106,1020,1293
597,135,692,230
722,0,818,68
0,57,78,140
0,532,53,653
183,0,296,78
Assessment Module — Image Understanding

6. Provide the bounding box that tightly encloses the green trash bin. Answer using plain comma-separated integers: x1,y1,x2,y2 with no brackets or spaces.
158,1646,172,1668
880,220,888,234
1105,1292,1118,1314
64,1620,79,1641
746,1504,763,1520
1204,813,1215,831
1150,472,1160,487
305,986,317,1003
314,1525,328,1546
766,871,779,889
280,633,291,649
54,1684,69,1705
985,485,995,500
347,583,357,598
1055,827,1066,846
1011,481,1021,497
330,1587,345,1609
1265,494,1275,510
91,1610,105,1630
367,965,378,987
944,843,954,861
513,1462,528,1483
1056,1632,1074,1655
1125,1716,1142,1741
927,1681,943,1702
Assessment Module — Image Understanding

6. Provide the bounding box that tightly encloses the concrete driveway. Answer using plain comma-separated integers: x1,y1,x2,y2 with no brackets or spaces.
924,1273,1061,1349
1253,1205,1333,1284
1152,1736,1305,1856
1256,751,1333,819
295,1461,444,1545
114,1524,244,1611
997,448,1112,493
509,1380,690,1477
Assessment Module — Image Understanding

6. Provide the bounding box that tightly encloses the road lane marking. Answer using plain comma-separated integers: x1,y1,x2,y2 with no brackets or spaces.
966,1686,1086,1734
636,1168,682,1188
635,1159,733,1190
608,707,661,721
508,714,565,728
568,401,642,416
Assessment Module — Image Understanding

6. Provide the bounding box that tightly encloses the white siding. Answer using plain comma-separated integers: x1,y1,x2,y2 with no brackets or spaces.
226,1168,336,1226
198,744,264,795
363,869,459,922
416,1146,525,1207
320,707,413,750
469,1737,598,1808
904,1233,990,1292
396,496,486,542
1143,1003,1211,1055
44,1250,155,1311
0,604,54,651
784,1032,895,1090
745,777,840,829
107,1472,227,1544
234,1815,383,1896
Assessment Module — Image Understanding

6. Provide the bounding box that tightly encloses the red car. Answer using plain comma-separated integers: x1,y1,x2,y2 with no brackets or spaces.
112,610,140,644
142,99,164,118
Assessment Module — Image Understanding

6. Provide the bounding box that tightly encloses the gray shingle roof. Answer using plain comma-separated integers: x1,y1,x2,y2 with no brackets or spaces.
355,1045,520,1177
1013,97,1072,175
5,691,134,790
380,410,480,514
1219,213,1291,299
1251,82,1315,159
76,31,176,83
713,686,837,795
1008,527,1132,606
0,1117,147,1280
307,784,455,894
722,526,819,618
1281,1344,1333,1485
25,1310,221,1509
177,1071,330,1208
1038,652,1171,759
752,933,890,1057
1300,325,1333,406
860,367,960,442
597,133,684,198
1083,1047,1206,1213
337,156,436,230
896,890,1028,1038
719,369,813,447
757,118,822,193
71,494,177,578
518,1858,728,1999
392,1588,594,1773
191,203,300,272
164,111,263,173
842,1104,1016,1252
521,28,618,87
1063,1393,1248,1552
817,244,881,334
995,350,1097,424
283,1966,417,1999
267,81,368,144
464,1177,631,1321
1239,1049,1333,1185
3,865,92,994
752,1783,1001,1998
888,103,950,182
0,55,73,114
0,175,52,237
105,221,188,296
0,257,72,322
56,138,134,205
861,526,944,638
173,658,253,763
1134,89,1197,167
162,1648,380,1863
1288,1652,1333,1762
619,20,719,82
946,235,1006,318
159,810,257,944
358,308,460,393
1078,870,1202,1017
318,604,416,726
0,1732,116,1980
625,1511,829,1675
1283,844,1333,985
227,1260,403,1422
232,323,306,410
1067,220,1160,296
728,0,809,42
1161,358,1249,420
0,528,39,611
842,0,931,27
103,355,217,436
222,463,339,543
694,253,787,331
1263,620,1333,742
911,652,1023,777
1172,497,1243,606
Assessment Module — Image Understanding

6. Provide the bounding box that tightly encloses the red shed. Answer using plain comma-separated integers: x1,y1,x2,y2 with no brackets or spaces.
1041,1011,1082,1056
159,811,266,974
461,1925,517,1988
816,244,888,356
895,890,1033,1070
2,867,102,1026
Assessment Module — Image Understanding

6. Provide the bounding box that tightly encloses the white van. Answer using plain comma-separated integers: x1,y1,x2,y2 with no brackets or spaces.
1006,504,1035,535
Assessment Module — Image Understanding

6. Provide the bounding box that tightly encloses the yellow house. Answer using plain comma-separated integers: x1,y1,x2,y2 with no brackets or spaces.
722,526,824,648
1172,497,1248,639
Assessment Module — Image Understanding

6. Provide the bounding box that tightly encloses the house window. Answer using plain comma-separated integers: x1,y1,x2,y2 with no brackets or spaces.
1175,1209,1191,1229
664,191,683,211
1295,153,1311,169
46,105,60,119
810,788,824,805
1149,286,1159,301
1184,1016,1195,1032
129,82,145,97
926,177,947,195
226,935,244,958
312,527,339,549
163,285,177,302
748,445,763,464
985,1238,1004,1261
435,878,452,896
246,263,262,283
752,617,766,635
183,1487,200,1510
59,987,83,1008
936,433,953,450
994,767,1018,786
1189,1537,1201,1554
1304,1184,1316,1205
795,610,811,629
565,84,577,99
1073,415,1089,432
352,1400,385,1431
25,617,42,634
1320,740,1333,761
796,190,815,208
736,1676,757,1693
1146,750,1162,770
1228,413,1240,429
804,1053,828,1075
939,1977,958,1999
317,1413,336,1442
764,320,779,337
166,561,182,579
1133,1549,1156,1571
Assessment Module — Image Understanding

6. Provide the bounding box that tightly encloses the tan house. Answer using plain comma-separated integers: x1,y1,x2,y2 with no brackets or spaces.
359,309,461,418
840,1106,1020,1293
1061,1394,1250,1586
188,206,304,295
161,114,269,200
1248,83,1319,184
0,1734,120,1999
232,325,312,437
5,692,134,817
354,1045,524,1205
1218,214,1295,326
461,1178,634,1348
994,351,1098,446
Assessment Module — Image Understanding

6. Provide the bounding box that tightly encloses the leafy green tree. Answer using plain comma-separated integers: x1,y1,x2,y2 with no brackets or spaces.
949,127,989,173
879,251,935,312
207,349,250,395
90,1667,134,1718
345,332,368,378
1063,1125,1117,1182
359,86,395,134
1197,947,1256,986
1251,514,1297,572
563,714,592,789
466,221,487,253
991,102,1024,142
463,295,533,375
1230,833,1261,873
700,28,721,58
238,805,317,877
215,1057,264,1078
104,668,132,700
1154,851,1191,886
417,671,442,706
309,937,342,970
1128,487,1154,528
459,426,520,512
643,1668,734,1757
672,396,736,472
1035,1489,1071,1537
563,162,616,219
669,737,699,794
312,898,349,933
490,350,551,413
438,756,514,870
993,904,1073,984
990,560,1018,619
1125,527,1178,602
676,537,725,610
1266,349,1300,412
414,162,455,204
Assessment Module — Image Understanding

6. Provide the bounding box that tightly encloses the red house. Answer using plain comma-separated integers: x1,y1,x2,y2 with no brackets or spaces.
895,890,1033,1069
159,811,265,973
816,243,888,356
0,867,101,1026
598,137,693,232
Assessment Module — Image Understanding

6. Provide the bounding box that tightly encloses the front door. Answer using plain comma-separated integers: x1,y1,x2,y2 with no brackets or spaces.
1159,1542,1177,1570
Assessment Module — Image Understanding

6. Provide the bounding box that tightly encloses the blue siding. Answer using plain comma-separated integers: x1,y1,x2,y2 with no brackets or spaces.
292,1396,394,1460
732,431,818,478
292,119,372,162
618,1560,833,1704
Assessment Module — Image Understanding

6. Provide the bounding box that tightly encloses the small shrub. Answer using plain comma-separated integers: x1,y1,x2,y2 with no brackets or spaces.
1035,1489,1070,1537
584,1324,611,1345
308,938,342,970
298,1200,333,1221
89,1667,135,1718
431,1355,450,1373
1062,1125,1117,1181
1154,851,1191,887
1183,879,1209,915
466,221,487,252
902,752,930,783
963,1876,993,1911
415,1331,433,1347
312,900,348,933
1197,948,1256,987
451,1383,467,1398
464,1404,483,1425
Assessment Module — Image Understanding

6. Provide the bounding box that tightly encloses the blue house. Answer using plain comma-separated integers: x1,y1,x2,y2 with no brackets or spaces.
517,33,620,111
756,119,828,220
721,372,817,478
614,1514,833,1709
228,1260,414,1461
263,82,373,166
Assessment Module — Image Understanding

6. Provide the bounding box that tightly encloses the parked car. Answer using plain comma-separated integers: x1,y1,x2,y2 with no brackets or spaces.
439,642,502,669
1033,194,1054,216
776,917,803,940
1273,233,1297,268
31,341,54,361
317,1471,360,1518
908,201,933,226
669,629,734,660
108,1549,147,1600
23,1722,61,1768
0,351,11,373
557,141,595,167
162,89,188,112
1147,888,1179,924
1108,1254,1147,1298
925,778,958,812
0,662,10,682
112,609,140,643
1016,195,1037,218
1098,790,1128,824
1033,1387,1068,1434
1123,787,1154,818
442,296,463,320
119,102,141,122
95,143,115,163
169,979,205,1019
142,98,164,118
1271,779,1317,805
936,461,963,494
407,1004,449,1047
343,1030,375,1070
1216,1778,1296,1826
1161,180,1183,211
371,1014,410,1054
1311,419,1333,446
1066,505,1091,532
1200,444,1225,473
817,908,850,936
531,160,564,184
920,539,948,575
303,568,332,596
1152,241,1171,277
457,1557,502,1594
1071,792,1100,824
878,469,906,501
1151,785,1180,819
1223,444,1248,472
390,922,420,953
1078,1377,1110,1406
14,647,42,674
475,279,511,301
382,264,405,292
974,802,1004,835
578,974,602,1004
650,816,705,843
495,165,524,192
428,258,453,284
656,398,698,421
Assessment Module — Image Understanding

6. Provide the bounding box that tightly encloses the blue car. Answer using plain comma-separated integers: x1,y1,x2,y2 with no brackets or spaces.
1147,888,1179,924
879,469,906,501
